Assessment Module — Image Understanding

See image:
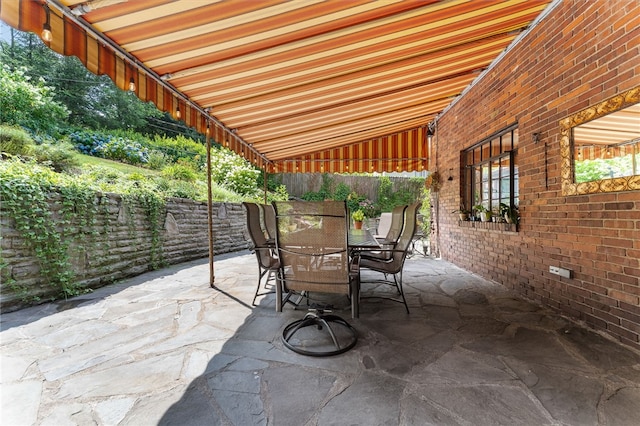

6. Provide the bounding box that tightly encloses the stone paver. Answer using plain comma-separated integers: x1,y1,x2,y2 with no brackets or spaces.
2,253,640,425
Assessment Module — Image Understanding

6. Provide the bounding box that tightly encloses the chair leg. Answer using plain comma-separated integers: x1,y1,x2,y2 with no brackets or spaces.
252,268,266,306
252,268,276,306
351,277,360,319
396,270,410,314
275,271,284,312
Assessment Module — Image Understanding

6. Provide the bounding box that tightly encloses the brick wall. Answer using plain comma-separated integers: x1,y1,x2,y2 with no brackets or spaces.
0,194,248,312
434,0,640,349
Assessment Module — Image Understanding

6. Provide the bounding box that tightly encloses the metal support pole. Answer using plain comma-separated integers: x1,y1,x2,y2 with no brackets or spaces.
206,130,215,287
263,166,268,205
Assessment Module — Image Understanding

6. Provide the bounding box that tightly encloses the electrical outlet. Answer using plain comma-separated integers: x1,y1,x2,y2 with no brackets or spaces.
549,266,572,278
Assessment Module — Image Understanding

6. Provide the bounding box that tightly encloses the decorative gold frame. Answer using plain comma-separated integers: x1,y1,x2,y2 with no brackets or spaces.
559,85,640,195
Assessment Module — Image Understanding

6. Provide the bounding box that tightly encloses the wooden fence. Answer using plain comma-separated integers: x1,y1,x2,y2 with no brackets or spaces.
273,173,426,203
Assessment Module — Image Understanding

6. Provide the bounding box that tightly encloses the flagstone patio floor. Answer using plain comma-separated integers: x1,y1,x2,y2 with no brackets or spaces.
2,251,640,425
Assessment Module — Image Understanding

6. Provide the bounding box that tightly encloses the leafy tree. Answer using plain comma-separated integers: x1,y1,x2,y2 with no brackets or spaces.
0,65,69,133
90,81,162,131
377,176,394,211
575,156,635,183
0,29,58,82
1,31,161,133
143,113,205,141
49,56,101,127
0,26,268,200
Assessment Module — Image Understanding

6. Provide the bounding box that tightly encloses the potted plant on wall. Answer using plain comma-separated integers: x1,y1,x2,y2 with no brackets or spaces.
491,206,502,222
474,204,491,222
352,209,365,229
500,203,519,225
452,207,470,221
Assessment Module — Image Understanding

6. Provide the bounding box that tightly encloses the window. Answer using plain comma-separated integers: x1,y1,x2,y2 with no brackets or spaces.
462,125,518,216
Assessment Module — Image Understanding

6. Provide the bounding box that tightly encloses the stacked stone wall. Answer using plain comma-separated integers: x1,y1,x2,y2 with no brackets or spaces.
0,193,247,312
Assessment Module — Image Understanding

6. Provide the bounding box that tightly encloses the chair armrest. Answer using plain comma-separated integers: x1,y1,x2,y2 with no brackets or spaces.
359,247,406,261
349,253,360,276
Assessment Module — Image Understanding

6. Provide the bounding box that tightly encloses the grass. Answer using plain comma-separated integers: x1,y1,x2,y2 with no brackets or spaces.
73,152,161,176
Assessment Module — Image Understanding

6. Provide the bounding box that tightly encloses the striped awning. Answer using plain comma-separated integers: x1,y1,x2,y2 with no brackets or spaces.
0,0,552,173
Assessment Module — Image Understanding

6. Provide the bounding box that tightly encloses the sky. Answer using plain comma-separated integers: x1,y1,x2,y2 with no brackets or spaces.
1,20,14,43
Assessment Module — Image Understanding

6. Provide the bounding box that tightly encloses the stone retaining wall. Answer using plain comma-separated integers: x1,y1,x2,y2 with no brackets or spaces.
0,193,247,312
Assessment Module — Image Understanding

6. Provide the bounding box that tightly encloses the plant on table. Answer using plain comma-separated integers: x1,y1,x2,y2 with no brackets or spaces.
351,209,365,229
351,209,365,222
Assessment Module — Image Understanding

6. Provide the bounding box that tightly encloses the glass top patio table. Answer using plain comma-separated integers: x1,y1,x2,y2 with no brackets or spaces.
348,228,381,250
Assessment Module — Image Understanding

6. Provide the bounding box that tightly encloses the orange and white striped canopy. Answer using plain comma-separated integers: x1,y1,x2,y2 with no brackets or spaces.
1,0,552,173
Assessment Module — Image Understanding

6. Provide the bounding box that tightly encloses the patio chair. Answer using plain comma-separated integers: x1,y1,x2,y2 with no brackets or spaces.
243,202,280,306
261,203,277,244
408,213,429,258
360,202,421,313
374,212,392,240
368,204,408,261
375,205,407,245
273,200,360,356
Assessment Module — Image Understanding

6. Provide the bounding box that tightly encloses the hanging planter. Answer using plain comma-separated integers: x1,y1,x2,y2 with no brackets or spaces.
425,171,441,192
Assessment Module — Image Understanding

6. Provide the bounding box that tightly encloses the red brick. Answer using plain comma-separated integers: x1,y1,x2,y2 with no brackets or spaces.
608,272,640,286
609,290,640,305
607,323,640,343
434,0,640,350
623,267,640,278
621,319,640,334
592,308,621,325
611,307,640,324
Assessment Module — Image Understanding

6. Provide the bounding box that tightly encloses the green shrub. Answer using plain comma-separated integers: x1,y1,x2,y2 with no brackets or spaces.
167,180,199,199
210,184,245,203
128,172,147,182
419,186,431,236
109,128,152,146
147,150,169,170
99,137,149,165
80,165,123,187
150,134,206,164
209,148,260,195
176,156,203,173
0,125,34,156
32,141,79,172
333,182,351,201
224,165,261,195
267,184,290,202
301,173,333,201
69,130,149,165
162,163,198,182
301,191,324,201
377,176,394,212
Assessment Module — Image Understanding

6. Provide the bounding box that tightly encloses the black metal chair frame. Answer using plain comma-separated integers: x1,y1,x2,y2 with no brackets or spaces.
282,309,358,356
